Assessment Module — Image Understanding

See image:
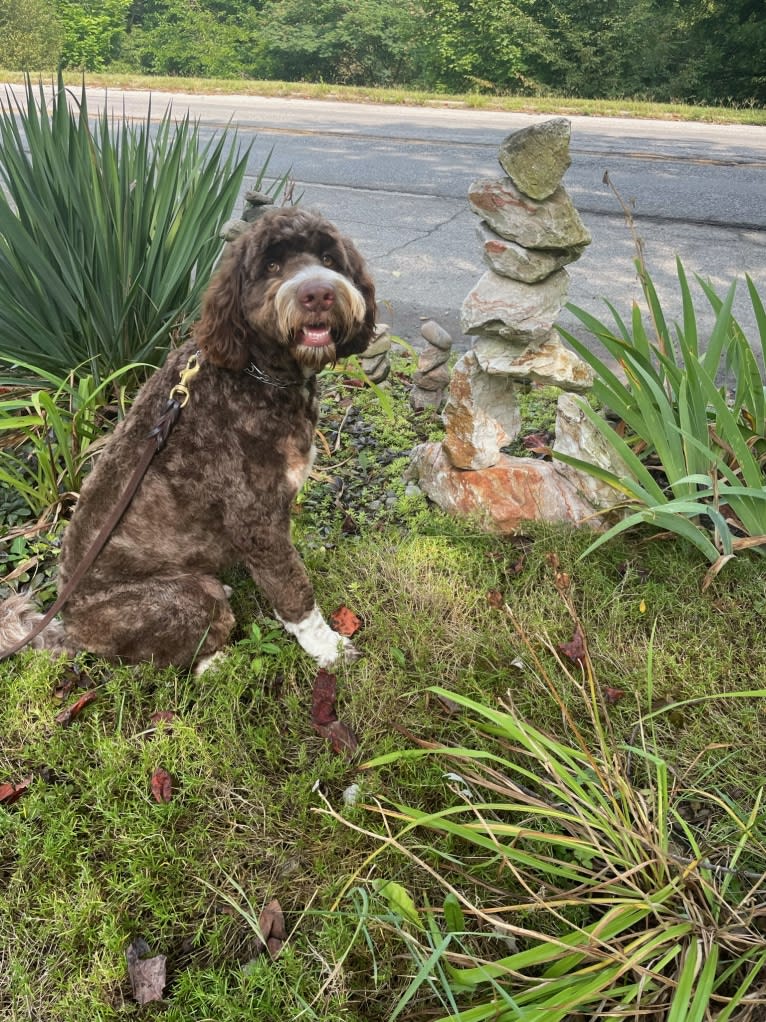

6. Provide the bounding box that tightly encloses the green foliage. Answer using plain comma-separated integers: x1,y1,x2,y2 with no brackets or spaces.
0,360,139,517
55,0,131,70
555,260,766,568
115,0,254,77
353,626,766,1020
0,73,250,385
0,0,63,69
416,0,545,93
257,0,423,86
236,619,285,674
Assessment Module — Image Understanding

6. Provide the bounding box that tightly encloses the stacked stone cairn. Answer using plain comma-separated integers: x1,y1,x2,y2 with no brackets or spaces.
410,320,453,410
358,323,392,384
411,118,624,532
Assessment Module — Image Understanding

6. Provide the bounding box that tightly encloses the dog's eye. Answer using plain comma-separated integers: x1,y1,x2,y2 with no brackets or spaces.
266,261,280,273
321,254,335,267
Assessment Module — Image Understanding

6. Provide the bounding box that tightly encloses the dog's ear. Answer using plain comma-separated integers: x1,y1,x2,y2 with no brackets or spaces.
336,242,378,357
193,238,251,370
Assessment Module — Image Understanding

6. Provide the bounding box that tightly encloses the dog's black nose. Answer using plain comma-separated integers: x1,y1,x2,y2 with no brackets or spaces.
298,278,336,312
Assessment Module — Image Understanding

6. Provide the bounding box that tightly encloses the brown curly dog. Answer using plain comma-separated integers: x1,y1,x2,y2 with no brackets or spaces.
0,207,376,669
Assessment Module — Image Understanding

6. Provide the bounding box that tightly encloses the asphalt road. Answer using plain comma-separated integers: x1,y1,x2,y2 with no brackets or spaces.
37,86,766,352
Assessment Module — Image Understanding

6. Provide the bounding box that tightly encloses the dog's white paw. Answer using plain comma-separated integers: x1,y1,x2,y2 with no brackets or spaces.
275,606,360,668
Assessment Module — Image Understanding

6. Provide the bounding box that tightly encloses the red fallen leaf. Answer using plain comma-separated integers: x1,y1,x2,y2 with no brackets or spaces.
522,432,552,456
259,898,287,958
126,938,167,1005
310,670,359,755
557,625,587,664
315,719,359,755
0,775,32,806
486,589,504,609
311,668,337,727
604,687,625,705
342,376,365,388
55,689,98,726
150,768,173,803
329,605,362,637
149,711,176,727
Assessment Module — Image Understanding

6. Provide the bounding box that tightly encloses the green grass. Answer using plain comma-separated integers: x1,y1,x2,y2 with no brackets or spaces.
0,69,764,125
2,363,766,1019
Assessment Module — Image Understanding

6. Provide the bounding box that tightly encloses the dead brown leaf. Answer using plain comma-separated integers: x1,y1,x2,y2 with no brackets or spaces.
150,768,173,804
522,432,552,456
329,605,362,637
54,689,98,726
259,898,287,958
126,938,166,1005
557,625,587,664
310,670,359,755
0,775,32,806
317,719,359,755
604,686,625,705
486,589,504,609
311,669,337,727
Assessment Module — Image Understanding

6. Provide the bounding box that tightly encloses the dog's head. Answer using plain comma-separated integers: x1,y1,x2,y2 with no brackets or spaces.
195,207,377,372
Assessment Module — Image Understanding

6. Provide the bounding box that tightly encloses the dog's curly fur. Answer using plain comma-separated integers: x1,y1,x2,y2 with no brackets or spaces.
0,207,376,669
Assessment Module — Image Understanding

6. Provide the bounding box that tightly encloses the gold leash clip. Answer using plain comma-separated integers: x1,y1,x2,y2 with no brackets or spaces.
168,351,202,408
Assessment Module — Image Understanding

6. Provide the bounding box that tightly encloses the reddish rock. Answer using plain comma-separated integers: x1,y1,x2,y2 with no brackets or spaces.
411,442,606,532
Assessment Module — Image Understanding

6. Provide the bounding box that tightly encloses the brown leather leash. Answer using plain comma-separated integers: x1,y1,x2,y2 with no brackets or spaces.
0,352,202,663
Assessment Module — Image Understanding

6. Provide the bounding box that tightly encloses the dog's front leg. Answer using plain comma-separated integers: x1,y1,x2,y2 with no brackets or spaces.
275,605,360,669
246,543,359,668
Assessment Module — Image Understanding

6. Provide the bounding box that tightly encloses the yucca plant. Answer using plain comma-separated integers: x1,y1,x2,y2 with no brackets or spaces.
334,607,766,1021
0,73,277,385
555,260,766,572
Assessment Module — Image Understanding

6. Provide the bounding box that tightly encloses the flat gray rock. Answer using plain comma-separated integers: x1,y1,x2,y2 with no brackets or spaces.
469,178,592,251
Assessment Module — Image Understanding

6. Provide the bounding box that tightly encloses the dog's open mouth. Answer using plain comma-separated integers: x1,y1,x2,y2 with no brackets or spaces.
298,325,334,348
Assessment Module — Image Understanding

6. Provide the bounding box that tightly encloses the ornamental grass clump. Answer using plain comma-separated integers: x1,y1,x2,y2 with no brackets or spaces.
0,73,253,385
555,257,766,574
340,603,766,1021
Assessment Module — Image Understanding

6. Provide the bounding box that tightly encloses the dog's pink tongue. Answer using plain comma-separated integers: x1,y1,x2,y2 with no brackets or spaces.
300,327,333,348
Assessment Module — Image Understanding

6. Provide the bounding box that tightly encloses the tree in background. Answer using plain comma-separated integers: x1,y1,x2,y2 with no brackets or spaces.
116,0,256,77
257,0,422,86
676,0,766,104
416,0,548,93
56,0,132,70
0,0,62,69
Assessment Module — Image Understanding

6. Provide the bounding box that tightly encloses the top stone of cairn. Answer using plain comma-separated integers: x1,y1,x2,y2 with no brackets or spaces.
498,118,572,201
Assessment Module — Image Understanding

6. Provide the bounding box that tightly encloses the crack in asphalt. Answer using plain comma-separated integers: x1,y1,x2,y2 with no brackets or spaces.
377,207,467,260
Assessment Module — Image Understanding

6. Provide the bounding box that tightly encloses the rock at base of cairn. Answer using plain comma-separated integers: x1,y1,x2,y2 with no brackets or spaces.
359,324,392,383
552,393,627,513
442,351,520,470
410,320,453,411
411,442,606,533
